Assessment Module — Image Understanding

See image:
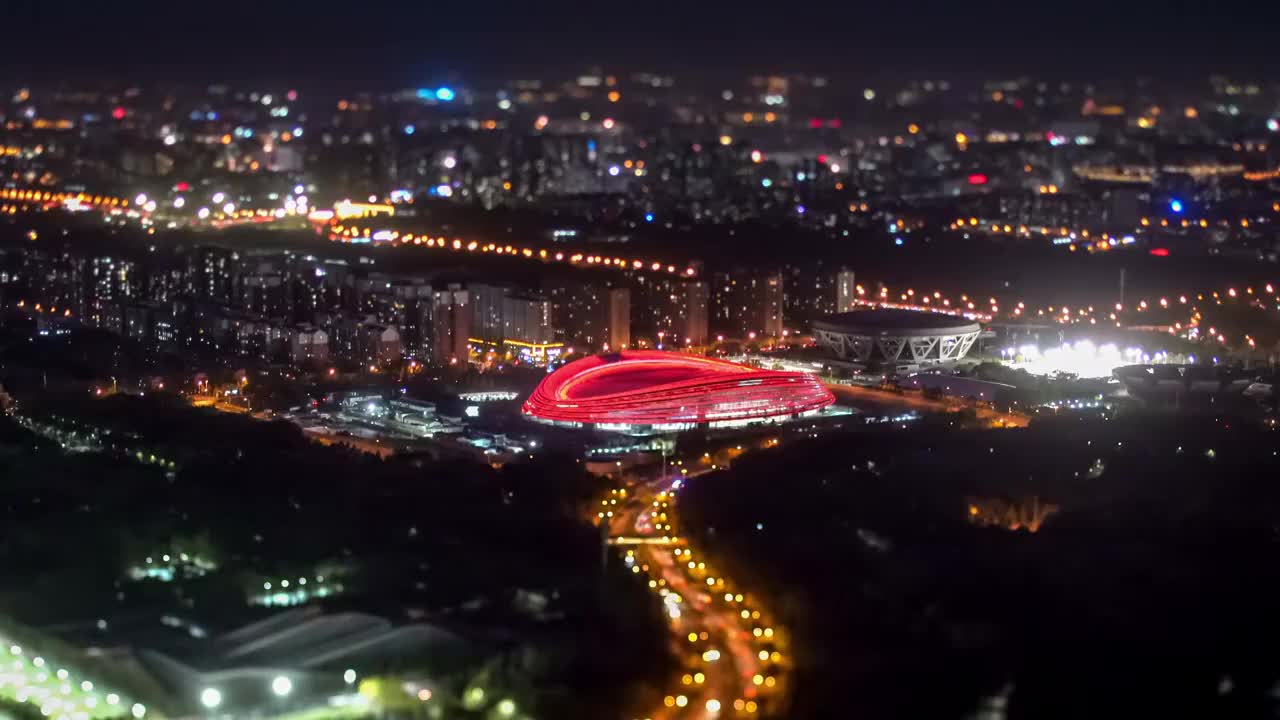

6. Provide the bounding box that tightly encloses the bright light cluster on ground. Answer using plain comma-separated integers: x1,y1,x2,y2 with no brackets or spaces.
1001,341,1177,378
0,633,145,720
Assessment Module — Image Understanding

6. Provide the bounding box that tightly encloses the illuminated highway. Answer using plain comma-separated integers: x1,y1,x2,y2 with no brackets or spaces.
328,221,701,279
603,456,787,719
596,386,1024,720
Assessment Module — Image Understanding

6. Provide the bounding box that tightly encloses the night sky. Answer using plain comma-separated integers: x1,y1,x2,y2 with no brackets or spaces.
5,0,1280,86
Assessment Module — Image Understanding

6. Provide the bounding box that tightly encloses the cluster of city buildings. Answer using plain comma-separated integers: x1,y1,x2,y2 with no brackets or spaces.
3,71,1279,257
7,62,1280,720
0,236,856,371
3,69,1278,383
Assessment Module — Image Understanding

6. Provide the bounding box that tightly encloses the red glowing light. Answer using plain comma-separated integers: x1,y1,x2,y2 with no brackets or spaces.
1149,247,1170,257
817,154,828,164
174,182,190,192
827,118,841,128
968,173,989,185
111,107,126,120
809,118,823,129
523,350,834,426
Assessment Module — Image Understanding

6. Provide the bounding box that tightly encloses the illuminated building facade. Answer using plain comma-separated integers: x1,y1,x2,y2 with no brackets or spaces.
88,256,138,328
469,338,565,365
523,350,835,431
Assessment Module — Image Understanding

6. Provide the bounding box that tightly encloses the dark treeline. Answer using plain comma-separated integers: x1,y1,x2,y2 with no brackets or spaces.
679,412,1280,719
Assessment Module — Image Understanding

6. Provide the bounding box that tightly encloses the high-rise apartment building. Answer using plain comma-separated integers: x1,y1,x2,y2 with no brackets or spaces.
836,269,857,313
469,282,508,342
88,256,138,328
680,281,709,346
185,246,238,303
502,294,554,344
762,273,784,337
549,281,630,351
431,285,471,366
606,287,631,350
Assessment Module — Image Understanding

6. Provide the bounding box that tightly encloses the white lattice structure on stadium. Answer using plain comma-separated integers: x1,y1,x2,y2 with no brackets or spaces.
811,309,981,366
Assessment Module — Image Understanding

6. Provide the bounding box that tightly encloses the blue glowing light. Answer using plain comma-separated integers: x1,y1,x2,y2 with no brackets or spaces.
894,238,904,246
644,213,654,222
435,87,455,102
1169,199,1184,213
761,178,773,188
404,124,416,135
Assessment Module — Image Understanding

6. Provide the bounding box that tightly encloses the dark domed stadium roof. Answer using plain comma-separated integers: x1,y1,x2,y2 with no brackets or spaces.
812,309,981,336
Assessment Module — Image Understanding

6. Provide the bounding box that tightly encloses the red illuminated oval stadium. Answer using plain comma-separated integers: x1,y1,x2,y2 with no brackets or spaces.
523,350,835,429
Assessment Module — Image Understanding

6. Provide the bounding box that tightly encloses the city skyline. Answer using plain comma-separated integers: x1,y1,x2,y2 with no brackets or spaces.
3,18,1280,720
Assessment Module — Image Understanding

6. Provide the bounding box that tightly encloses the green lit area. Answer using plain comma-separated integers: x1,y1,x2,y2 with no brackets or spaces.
250,575,343,608
0,634,151,719
126,552,217,583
